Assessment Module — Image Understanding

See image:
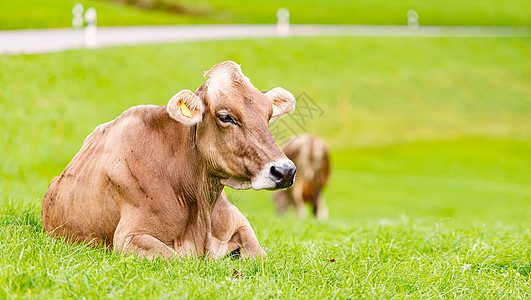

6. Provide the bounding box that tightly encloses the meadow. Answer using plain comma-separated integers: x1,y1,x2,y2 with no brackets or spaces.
1,0,531,29
1,36,530,298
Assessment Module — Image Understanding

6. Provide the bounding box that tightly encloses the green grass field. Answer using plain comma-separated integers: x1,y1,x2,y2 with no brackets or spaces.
0,0,216,30
1,0,531,29
166,0,531,26
1,36,530,298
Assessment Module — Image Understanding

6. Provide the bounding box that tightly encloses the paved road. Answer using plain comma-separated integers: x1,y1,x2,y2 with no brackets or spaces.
1,24,529,55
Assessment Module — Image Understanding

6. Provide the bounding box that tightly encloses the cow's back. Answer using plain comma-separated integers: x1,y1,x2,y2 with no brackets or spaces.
41,105,161,246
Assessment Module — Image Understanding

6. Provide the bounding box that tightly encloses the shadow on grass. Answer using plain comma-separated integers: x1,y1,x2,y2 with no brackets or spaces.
470,261,531,277
494,262,531,277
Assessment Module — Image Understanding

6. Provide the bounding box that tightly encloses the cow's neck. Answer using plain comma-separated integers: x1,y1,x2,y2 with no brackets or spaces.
182,124,224,207
158,110,223,208
176,124,223,255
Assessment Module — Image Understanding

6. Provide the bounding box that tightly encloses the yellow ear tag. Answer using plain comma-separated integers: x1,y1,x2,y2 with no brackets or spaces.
180,101,192,118
272,104,280,117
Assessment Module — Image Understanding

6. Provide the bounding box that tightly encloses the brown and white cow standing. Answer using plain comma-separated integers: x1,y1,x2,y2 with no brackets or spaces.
42,61,297,259
273,135,330,220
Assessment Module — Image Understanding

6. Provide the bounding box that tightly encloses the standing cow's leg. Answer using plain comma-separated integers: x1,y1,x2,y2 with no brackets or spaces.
314,194,328,221
273,190,291,215
292,181,306,219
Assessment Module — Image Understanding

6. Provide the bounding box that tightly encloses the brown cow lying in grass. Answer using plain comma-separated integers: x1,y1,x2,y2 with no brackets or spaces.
273,135,330,220
42,61,297,259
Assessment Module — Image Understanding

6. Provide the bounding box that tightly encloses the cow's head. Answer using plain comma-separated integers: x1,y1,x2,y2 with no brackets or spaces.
167,61,296,190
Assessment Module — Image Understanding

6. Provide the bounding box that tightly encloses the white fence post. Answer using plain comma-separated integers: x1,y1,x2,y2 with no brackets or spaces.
84,7,97,48
72,3,84,29
276,8,290,37
407,9,419,30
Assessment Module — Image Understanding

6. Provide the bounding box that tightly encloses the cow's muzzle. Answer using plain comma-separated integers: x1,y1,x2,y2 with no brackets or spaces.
252,159,296,190
269,163,296,188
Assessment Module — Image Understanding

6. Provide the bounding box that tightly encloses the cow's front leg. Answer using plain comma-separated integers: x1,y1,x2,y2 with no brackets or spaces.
229,224,266,258
113,216,176,260
114,232,176,260
211,192,265,259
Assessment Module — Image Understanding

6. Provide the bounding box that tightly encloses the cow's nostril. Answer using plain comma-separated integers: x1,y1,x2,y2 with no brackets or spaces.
268,162,296,188
270,166,283,183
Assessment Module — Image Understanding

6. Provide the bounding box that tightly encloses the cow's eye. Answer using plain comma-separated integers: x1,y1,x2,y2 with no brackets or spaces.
217,113,236,124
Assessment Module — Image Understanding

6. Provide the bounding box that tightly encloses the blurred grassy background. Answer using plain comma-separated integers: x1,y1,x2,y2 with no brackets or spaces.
1,37,529,224
1,0,531,296
1,0,530,29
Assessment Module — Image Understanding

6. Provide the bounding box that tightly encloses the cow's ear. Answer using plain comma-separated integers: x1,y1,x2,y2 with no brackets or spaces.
167,89,204,125
264,87,296,122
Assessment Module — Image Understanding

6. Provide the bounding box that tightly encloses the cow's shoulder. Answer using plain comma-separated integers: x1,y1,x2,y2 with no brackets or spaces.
102,104,164,131
83,105,166,145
